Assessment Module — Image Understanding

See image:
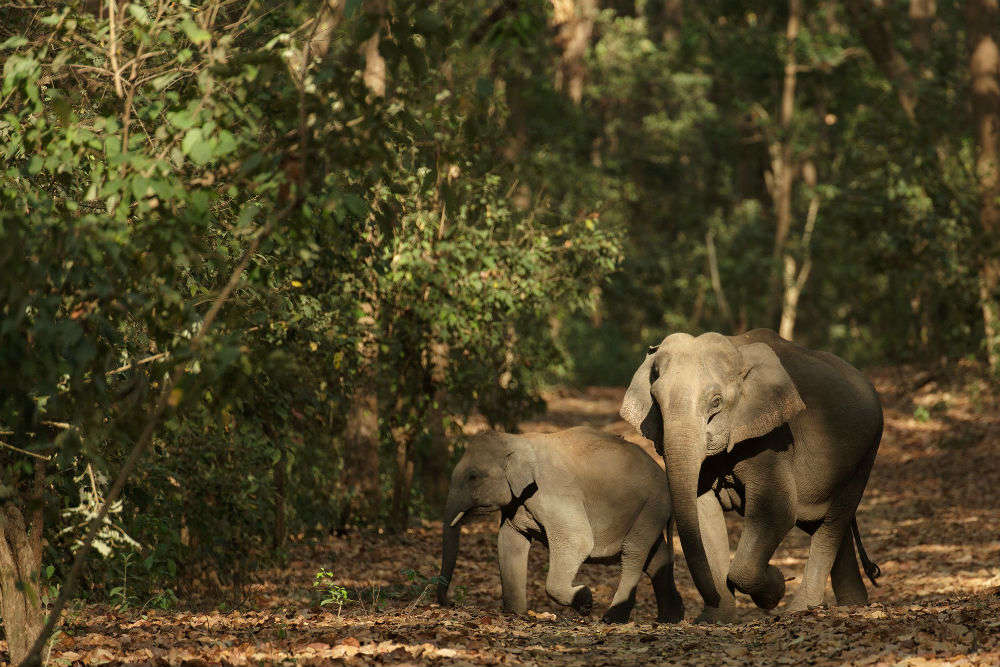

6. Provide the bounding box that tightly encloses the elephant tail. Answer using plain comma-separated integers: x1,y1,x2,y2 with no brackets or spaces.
851,517,881,586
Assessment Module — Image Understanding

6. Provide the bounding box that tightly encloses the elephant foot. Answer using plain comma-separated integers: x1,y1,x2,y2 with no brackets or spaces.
655,599,684,624
748,566,786,610
600,602,634,624
501,603,528,616
571,586,593,616
694,604,739,625
782,599,817,614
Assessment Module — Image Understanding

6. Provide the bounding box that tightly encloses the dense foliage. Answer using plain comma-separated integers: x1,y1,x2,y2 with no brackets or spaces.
0,0,997,655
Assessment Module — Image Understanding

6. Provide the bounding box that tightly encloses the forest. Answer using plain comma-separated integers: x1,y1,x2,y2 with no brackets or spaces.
0,0,998,665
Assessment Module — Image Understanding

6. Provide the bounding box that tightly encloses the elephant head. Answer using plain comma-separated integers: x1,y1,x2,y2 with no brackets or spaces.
437,431,535,606
619,332,805,607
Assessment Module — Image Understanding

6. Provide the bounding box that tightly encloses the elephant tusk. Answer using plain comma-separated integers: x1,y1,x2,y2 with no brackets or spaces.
449,511,466,527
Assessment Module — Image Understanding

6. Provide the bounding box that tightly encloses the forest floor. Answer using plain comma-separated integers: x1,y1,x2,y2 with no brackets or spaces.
26,363,1000,666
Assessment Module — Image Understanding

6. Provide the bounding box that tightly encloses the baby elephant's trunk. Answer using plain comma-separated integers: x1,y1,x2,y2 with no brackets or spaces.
437,506,465,605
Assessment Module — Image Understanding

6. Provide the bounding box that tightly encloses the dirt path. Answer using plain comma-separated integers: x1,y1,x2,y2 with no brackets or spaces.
32,368,1000,666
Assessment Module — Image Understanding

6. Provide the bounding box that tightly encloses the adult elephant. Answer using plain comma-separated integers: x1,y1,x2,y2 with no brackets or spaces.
620,328,882,621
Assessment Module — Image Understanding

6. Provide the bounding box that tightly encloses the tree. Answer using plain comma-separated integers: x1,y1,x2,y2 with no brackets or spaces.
967,0,1000,369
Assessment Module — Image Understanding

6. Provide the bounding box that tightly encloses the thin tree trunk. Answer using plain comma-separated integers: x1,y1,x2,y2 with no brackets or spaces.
779,160,820,340
418,342,451,516
361,30,386,97
909,0,936,55
967,0,1000,370
648,0,682,44
550,0,596,104
272,447,287,549
344,374,381,525
390,431,415,533
360,0,386,97
705,229,737,333
766,0,801,325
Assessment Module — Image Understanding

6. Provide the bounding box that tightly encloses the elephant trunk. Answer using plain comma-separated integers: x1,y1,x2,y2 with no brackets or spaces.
663,418,721,608
437,500,466,606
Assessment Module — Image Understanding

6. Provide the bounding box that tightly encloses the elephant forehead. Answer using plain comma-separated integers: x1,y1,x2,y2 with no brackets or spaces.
656,334,741,378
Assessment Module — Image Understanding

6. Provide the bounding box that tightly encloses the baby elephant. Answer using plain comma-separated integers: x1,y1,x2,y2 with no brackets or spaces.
436,426,683,623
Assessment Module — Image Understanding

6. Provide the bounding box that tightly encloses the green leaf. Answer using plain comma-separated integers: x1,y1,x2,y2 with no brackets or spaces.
181,127,206,161
181,127,215,164
166,109,196,130
215,130,237,156
128,4,150,24
343,194,367,218
39,11,65,26
0,36,28,50
180,19,210,44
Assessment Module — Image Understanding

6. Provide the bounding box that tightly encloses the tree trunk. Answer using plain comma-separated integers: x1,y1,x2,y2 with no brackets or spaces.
418,342,451,516
778,160,819,341
344,380,381,525
361,30,386,97
389,430,415,533
967,0,1000,370
910,0,936,55
705,229,738,333
647,0,682,44
766,0,800,325
550,0,597,104
272,447,287,549
0,460,46,667
360,0,386,97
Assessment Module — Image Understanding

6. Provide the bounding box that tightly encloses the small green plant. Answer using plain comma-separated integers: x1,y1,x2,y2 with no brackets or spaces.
144,589,179,611
314,569,350,615
40,565,59,608
913,406,931,423
109,552,138,610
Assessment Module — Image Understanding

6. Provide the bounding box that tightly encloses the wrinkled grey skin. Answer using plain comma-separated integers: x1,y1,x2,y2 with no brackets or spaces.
437,427,684,623
621,329,883,622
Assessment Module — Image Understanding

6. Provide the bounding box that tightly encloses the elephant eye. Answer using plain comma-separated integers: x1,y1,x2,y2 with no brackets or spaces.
709,395,723,409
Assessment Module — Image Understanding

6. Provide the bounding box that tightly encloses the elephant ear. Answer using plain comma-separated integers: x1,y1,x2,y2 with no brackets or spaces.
729,342,806,450
504,442,536,498
619,348,663,447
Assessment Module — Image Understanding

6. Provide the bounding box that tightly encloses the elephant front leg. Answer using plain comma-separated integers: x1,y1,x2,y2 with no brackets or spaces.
498,521,531,614
643,532,684,623
694,492,737,623
726,469,796,610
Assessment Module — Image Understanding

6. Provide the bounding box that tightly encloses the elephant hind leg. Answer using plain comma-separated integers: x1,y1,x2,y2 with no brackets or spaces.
786,517,849,612
830,529,868,606
790,446,877,612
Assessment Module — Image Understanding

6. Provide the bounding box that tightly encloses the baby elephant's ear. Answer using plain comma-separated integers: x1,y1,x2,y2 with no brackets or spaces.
729,343,806,449
620,349,663,446
504,442,536,498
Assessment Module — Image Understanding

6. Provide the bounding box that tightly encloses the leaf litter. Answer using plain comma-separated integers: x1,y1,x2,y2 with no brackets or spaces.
9,365,1000,666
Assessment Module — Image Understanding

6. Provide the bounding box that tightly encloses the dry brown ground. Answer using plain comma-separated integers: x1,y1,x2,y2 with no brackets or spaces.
17,364,1000,666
